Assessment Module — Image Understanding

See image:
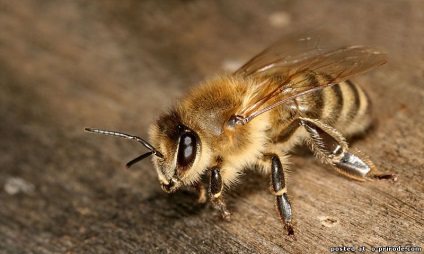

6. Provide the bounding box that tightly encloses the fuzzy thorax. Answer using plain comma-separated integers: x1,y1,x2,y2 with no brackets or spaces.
149,75,272,189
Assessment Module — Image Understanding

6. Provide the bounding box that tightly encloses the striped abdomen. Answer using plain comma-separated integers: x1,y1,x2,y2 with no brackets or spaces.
272,79,372,146
298,80,372,135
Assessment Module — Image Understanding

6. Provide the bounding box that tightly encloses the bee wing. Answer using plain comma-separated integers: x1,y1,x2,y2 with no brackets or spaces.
235,30,332,77
233,45,387,124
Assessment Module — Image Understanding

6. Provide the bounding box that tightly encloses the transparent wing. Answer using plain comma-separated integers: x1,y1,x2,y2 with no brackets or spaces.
234,30,336,77
233,45,387,124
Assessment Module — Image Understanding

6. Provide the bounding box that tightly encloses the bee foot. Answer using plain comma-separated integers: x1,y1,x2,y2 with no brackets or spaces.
370,173,397,182
286,225,296,241
221,208,232,221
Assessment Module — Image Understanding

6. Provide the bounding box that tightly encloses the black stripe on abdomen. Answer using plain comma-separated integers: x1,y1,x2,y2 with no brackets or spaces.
327,84,344,123
345,80,360,120
295,73,325,119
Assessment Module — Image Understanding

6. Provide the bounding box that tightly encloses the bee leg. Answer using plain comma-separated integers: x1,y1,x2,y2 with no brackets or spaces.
300,117,396,181
209,166,231,219
270,154,295,238
193,182,207,204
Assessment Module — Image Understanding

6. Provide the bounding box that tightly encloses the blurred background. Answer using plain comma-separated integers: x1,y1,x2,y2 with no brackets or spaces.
0,1,423,253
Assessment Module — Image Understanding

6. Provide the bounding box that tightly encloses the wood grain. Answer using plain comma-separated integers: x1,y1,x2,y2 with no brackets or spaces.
0,1,423,253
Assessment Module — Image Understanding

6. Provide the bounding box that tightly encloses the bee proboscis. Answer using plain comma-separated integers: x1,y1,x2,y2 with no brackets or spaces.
85,32,396,238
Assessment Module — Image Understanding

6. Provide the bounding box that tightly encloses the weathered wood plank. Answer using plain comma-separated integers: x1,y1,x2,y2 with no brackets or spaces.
0,1,423,253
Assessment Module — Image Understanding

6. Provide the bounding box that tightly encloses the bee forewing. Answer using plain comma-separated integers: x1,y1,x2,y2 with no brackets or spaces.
235,30,326,77
233,45,387,124
287,46,387,84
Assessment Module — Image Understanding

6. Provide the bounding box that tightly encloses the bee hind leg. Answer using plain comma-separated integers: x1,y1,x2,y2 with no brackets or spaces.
300,117,396,181
209,166,231,219
269,154,295,238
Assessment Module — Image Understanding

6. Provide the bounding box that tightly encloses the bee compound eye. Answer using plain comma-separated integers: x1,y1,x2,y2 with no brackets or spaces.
177,132,197,168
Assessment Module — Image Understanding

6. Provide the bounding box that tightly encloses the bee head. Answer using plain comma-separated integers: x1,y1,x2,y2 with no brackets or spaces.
85,110,210,194
149,111,208,193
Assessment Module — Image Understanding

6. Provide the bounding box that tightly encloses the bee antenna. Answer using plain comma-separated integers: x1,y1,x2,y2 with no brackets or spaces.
125,151,155,168
84,128,164,164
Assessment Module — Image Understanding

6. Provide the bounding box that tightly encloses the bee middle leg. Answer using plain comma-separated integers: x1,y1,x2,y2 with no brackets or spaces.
209,166,231,219
269,154,295,237
299,117,396,181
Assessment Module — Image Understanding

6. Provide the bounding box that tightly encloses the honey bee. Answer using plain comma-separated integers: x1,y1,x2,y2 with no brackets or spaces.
85,32,396,238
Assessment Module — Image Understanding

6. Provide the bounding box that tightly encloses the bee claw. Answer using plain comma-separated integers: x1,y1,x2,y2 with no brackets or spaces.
221,208,232,220
376,173,397,181
287,225,296,240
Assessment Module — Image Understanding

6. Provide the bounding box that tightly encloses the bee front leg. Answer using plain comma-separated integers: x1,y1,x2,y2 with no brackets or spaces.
270,154,295,237
193,182,207,204
209,166,231,219
300,117,396,181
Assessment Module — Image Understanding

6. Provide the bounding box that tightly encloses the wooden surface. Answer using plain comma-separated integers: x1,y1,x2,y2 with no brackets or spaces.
0,1,423,253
